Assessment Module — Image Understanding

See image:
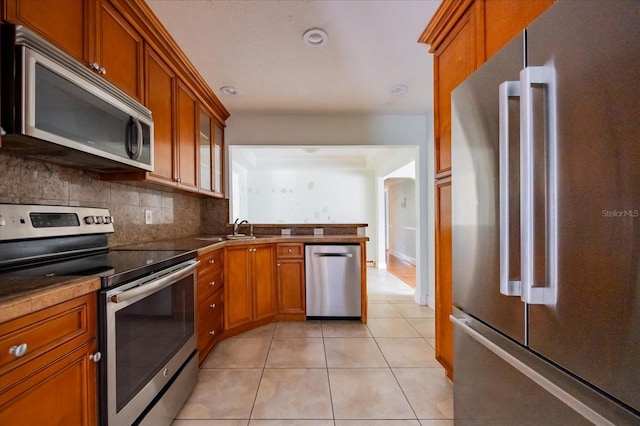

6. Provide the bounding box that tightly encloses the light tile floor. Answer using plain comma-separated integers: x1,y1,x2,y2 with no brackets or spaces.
173,268,453,426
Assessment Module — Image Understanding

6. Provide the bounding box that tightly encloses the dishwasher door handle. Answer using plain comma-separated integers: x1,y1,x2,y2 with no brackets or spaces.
314,253,354,258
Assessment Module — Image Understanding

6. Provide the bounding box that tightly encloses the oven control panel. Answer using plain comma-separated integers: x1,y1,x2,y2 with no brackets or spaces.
0,204,115,241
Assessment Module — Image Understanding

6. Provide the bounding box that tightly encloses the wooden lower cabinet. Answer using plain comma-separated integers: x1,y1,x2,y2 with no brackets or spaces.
224,244,276,333
435,177,453,379
276,243,305,320
0,294,98,425
196,249,224,365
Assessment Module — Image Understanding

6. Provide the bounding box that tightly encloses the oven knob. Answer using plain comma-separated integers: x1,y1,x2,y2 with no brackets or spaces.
89,352,102,362
96,216,104,224
0,216,5,226
84,216,95,224
104,216,112,224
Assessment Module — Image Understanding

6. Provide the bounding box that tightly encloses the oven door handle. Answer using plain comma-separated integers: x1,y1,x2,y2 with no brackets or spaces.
110,261,199,304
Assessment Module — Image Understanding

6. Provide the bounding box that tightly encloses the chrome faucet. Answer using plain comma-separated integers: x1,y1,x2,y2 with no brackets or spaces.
233,218,249,235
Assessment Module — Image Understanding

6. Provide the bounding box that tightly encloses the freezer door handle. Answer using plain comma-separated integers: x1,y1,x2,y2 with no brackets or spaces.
499,81,522,296
450,313,615,426
520,65,558,305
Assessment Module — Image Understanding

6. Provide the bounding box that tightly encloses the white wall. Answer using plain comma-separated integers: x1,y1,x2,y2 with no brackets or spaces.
245,169,374,225
225,113,434,308
387,178,417,263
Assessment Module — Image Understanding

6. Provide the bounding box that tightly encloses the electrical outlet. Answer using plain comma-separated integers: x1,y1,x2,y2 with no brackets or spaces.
314,228,324,235
144,209,153,224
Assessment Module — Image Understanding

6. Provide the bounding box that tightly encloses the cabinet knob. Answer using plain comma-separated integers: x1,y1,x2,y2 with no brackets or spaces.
209,281,215,286
277,263,281,267
210,303,216,308
99,67,106,75
9,343,28,358
89,62,100,71
89,352,102,363
209,330,216,336
209,259,215,264
288,248,292,253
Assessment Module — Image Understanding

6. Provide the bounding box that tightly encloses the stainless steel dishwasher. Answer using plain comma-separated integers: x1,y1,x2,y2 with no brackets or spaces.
305,244,361,319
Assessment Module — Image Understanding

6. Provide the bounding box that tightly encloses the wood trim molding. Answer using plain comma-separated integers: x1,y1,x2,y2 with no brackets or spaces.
418,0,474,52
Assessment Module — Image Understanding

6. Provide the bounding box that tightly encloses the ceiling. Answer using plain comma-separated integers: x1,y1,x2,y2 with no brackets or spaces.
231,146,417,172
145,0,440,115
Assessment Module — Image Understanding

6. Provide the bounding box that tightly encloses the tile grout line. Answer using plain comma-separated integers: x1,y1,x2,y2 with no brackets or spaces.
247,324,276,422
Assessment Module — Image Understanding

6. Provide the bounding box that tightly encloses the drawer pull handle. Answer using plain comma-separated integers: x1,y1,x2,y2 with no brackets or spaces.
209,281,215,286
209,259,215,264
89,352,102,362
209,330,216,336
210,303,216,308
9,343,28,358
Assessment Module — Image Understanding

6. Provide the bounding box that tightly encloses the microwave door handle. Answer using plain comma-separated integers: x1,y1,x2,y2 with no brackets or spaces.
499,81,522,296
131,117,143,161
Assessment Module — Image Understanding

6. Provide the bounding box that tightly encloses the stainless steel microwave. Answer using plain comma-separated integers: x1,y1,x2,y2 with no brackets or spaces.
1,25,154,172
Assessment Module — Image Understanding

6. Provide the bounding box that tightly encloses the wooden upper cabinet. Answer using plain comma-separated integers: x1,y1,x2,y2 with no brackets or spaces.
176,81,198,190
95,0,144,101
197,107,225,197
4,0,90,62
483,0,554,60
432,5,479,175
145,46,176,185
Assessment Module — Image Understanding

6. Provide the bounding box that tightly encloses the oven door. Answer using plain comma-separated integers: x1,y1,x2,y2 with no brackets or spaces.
101,260,197,426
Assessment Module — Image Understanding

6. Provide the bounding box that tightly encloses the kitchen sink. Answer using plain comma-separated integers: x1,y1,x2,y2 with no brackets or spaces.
225,234,257,240
195,236,225,242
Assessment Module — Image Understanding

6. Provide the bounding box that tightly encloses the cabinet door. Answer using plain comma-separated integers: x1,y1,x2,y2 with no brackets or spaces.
198,108,213,192
433,6,479,176
253,245,277,321
435,177,453,378
95,0,143,101
224,246,253,330
0,340,97,426
176,81,198,190
277,259,305,315
483,0,554,60
4,0,90,62
145,47,176,185
213,122,224,195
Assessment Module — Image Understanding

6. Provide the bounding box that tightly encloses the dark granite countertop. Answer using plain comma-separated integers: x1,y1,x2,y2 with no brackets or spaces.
0,275,101,323
0,233,368,323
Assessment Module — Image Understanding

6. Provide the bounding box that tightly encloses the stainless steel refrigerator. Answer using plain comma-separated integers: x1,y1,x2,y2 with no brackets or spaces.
450,1,640,424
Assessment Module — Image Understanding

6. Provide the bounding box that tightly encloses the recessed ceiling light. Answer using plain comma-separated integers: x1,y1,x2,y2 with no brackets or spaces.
220,86,238,95
390,84,408,95
303,28,328,47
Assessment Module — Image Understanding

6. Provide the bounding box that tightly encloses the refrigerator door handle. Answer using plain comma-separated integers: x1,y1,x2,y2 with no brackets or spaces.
499,81,522,296
520,65,558,305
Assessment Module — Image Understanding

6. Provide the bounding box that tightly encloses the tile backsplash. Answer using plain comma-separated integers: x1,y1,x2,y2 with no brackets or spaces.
0,153,228,247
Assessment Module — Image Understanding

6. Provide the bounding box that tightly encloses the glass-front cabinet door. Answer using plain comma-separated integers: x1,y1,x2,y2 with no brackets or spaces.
213,123,224,194
198,106,224,197
199,108,212,192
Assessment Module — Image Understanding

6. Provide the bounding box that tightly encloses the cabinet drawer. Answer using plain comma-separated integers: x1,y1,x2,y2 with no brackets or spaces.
197,291,224,351
198,249,223,276
0,295,96,373
277,243,304,259
197,267,223,302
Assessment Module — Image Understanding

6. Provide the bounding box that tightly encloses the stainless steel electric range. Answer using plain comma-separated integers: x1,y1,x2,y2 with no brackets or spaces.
0,204,199,425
